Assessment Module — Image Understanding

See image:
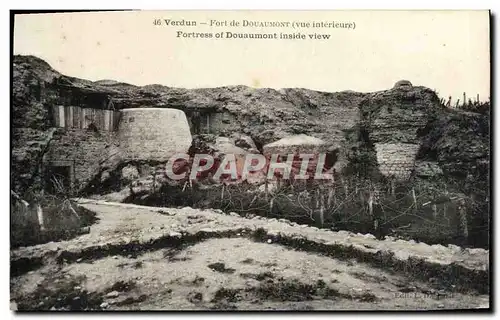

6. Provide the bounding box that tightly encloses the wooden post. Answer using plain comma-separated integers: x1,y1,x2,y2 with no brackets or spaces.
368,190,373,218
319,191,325,227
432,204,437,219
264,179,269,201
341,177,348,195
443,185,448,218
328,186,333,208
412,188,417,209
463,92,466,108
36,204,45,232
354,175,359,195
315,188,320,212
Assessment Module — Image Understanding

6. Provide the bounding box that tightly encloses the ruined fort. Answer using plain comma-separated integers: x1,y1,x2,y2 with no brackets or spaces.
12,55,478,196
11,55,490,245
10,55,491,311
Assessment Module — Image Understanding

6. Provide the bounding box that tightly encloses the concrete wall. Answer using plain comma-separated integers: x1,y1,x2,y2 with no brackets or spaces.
184,111,237,135
45,107,192,190
375,143,420,180
118,108,192,161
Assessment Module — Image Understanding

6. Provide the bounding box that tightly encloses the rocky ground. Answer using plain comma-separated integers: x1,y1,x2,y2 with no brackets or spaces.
10,200,489,311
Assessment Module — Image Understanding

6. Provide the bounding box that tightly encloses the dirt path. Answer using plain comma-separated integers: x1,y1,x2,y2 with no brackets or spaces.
10,200,490,311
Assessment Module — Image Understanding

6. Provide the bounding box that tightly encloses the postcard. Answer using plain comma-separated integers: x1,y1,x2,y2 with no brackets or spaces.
10,10,490,311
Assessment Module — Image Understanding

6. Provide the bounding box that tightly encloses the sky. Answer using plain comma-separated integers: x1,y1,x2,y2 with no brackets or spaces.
13,10,491,102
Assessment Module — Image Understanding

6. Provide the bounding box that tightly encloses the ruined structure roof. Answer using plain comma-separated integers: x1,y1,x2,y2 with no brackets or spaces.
264,134,326,147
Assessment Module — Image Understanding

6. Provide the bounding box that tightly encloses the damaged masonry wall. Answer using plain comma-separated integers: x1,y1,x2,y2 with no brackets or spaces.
361,85,437,181
15,56,467,195
45,107,192,190
118,108,192,161
375,143,420,180
44,96,429,190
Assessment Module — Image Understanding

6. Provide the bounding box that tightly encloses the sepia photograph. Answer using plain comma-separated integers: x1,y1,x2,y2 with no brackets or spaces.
9,9,491,311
